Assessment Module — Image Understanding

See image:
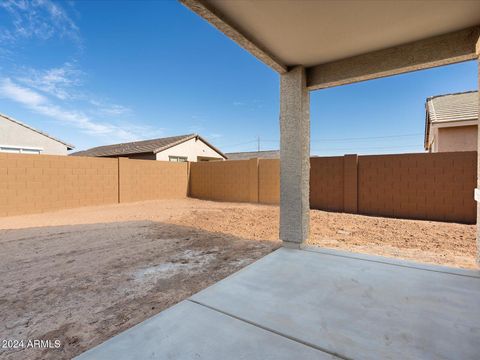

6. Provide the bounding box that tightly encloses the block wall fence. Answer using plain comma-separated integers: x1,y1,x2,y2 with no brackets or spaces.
189,151,477,224
0,153,188,217
0,151,476,223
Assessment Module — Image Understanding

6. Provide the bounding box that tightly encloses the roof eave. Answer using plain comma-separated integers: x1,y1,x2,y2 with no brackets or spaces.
153,134,227,159
0,113,75,149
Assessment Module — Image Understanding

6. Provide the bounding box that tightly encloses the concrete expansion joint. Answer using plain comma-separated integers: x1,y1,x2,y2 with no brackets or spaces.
187,298,351,360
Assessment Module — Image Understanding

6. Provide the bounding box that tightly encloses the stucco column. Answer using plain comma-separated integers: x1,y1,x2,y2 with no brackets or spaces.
279,66,310,248
476,36,480,264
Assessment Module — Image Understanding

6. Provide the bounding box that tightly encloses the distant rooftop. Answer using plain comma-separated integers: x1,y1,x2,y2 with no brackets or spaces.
71,134,226,158
426,90,478,124
0,113,74,150
424,90,478,149
226,150,279,160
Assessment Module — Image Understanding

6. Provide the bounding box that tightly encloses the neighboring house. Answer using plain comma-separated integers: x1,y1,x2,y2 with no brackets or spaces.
71,134,226,162
424,91,478,152
226,150,279,160
0,113,74,155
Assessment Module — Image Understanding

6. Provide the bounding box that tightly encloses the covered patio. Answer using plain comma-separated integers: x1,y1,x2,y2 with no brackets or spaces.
76,1,480,358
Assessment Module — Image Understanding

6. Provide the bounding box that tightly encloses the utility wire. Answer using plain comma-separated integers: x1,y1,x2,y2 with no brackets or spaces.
312,144,420,151
260,133,423,143
219,133,423,151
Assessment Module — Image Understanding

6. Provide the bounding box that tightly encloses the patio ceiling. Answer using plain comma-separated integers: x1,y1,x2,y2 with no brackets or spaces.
181,0,480,89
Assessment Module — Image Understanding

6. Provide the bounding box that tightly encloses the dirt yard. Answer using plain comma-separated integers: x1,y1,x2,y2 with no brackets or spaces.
0,199,476,359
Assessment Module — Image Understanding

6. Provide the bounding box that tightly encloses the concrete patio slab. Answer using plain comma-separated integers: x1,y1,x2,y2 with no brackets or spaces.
192,248,480,360
75,299,337,360
76,247,480,360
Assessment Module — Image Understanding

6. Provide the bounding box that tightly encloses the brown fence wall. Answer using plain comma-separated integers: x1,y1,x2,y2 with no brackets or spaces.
118,158,188,203
0,153,118,216
310,156,344,211
1,151,476,223
357,152,476,223
189,159,258,203
258,159,280,204
0,154,188,217
188,151,476,223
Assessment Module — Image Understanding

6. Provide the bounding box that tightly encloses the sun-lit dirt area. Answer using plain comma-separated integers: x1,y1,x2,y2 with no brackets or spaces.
174,203,477,269
0,198,476,359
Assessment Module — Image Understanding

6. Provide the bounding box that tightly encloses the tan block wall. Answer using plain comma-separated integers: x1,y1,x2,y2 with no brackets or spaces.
259,159,280,204
358,152,476,223
189,159,258,203
0,153,118,216
189,152,476,223
118,158,188,203
310,156,344,211
1,152,475,223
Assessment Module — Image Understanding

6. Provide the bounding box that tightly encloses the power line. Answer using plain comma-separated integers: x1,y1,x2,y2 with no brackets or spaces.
261,133,423,143
312,144,421,151
219,133,423,151
218,139,258,149
311,133,423,142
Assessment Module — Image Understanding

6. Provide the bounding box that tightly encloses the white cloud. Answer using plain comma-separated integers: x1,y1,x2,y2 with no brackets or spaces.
0,2,159,145
0,77,46,106
0,78,144,141
89,99,132,116
0,0,80,44
17,62,83,100
15,63,132,116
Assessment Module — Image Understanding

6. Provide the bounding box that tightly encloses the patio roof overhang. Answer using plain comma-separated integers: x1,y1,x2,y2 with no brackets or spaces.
181,0,480,89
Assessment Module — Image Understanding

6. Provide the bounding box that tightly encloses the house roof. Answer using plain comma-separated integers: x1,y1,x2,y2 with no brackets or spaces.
424,91,478,149
426,91,478,123
0,112,75,150
71,134,226,158
226,150,279,160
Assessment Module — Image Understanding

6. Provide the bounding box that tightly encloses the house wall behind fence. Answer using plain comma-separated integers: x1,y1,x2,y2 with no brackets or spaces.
189,151,476,223
0,154,188,217
0,153,118,216
118,158,188,203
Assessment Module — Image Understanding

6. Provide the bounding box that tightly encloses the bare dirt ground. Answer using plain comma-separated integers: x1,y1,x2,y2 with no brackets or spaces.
0,199,476,359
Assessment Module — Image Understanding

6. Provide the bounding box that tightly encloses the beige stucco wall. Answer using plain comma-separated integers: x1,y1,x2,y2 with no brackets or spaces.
437,125,477,152
0,117,70,155
155,137,224,162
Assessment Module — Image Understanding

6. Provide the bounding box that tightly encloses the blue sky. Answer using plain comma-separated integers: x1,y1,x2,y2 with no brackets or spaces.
0,1,477,155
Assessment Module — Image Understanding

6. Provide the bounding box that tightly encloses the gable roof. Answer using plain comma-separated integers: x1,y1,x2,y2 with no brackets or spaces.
0,113,75,150
226,150,280,160
424,91,478,149
71,134,226,158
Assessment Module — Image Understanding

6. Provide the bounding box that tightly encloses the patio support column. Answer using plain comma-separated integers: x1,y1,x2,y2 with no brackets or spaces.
279,66,310,248
476,35,480,264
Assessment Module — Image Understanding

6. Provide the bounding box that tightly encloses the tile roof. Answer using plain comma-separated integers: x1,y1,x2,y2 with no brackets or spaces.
226,150,279,160
426,91,478,123
71,134,227,158
71,134,196,157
